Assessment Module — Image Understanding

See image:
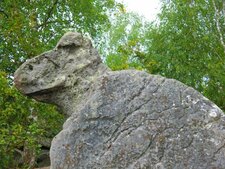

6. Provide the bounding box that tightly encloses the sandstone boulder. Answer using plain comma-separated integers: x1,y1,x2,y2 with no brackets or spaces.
14,32,225,169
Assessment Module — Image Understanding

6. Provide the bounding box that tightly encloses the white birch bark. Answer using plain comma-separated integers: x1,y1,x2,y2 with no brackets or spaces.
212,0,225,55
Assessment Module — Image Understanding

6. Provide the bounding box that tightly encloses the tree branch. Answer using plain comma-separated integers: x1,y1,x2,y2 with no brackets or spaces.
39,0,59,30
15,148,23,156
36,20,58,29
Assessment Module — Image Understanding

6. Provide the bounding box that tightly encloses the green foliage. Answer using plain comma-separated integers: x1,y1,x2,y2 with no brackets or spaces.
102,12,147,71
103,1,225,111
0,0,118,168
0,71,65,168
106,54,129,70
0,0,117,74
141,0,225,111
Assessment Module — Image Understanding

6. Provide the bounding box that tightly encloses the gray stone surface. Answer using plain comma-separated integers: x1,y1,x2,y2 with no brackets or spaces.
14,32,225,169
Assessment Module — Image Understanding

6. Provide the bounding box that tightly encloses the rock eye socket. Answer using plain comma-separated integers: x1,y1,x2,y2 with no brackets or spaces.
28,65,33,71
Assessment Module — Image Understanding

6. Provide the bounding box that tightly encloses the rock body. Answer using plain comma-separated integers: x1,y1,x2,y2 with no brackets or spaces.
14,32,225,169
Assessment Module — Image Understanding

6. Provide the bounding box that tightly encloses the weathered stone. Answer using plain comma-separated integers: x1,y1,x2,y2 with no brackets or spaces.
14,32,225,169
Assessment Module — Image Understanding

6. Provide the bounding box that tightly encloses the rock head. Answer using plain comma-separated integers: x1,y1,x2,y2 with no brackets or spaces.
14,32,225,169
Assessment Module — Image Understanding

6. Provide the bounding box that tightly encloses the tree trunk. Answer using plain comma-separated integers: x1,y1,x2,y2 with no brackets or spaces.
212,0,225,55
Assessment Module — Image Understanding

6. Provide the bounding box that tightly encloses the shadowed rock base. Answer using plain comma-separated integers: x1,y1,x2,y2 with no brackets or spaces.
15,32,225,169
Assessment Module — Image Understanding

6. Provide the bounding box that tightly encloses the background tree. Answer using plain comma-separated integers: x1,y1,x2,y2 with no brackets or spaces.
0,71,64,168
102,0,225,111
0,0,118,168
140,0,225,111
0,0,117,74
101,12,148,71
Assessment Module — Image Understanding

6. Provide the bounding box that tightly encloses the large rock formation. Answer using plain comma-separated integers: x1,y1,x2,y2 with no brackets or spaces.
14,32,225,169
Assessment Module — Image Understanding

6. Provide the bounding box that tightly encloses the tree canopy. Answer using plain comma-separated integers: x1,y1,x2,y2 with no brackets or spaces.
101,12,147,71
103,0,225,112
0,0,117,75
143,0,225,111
